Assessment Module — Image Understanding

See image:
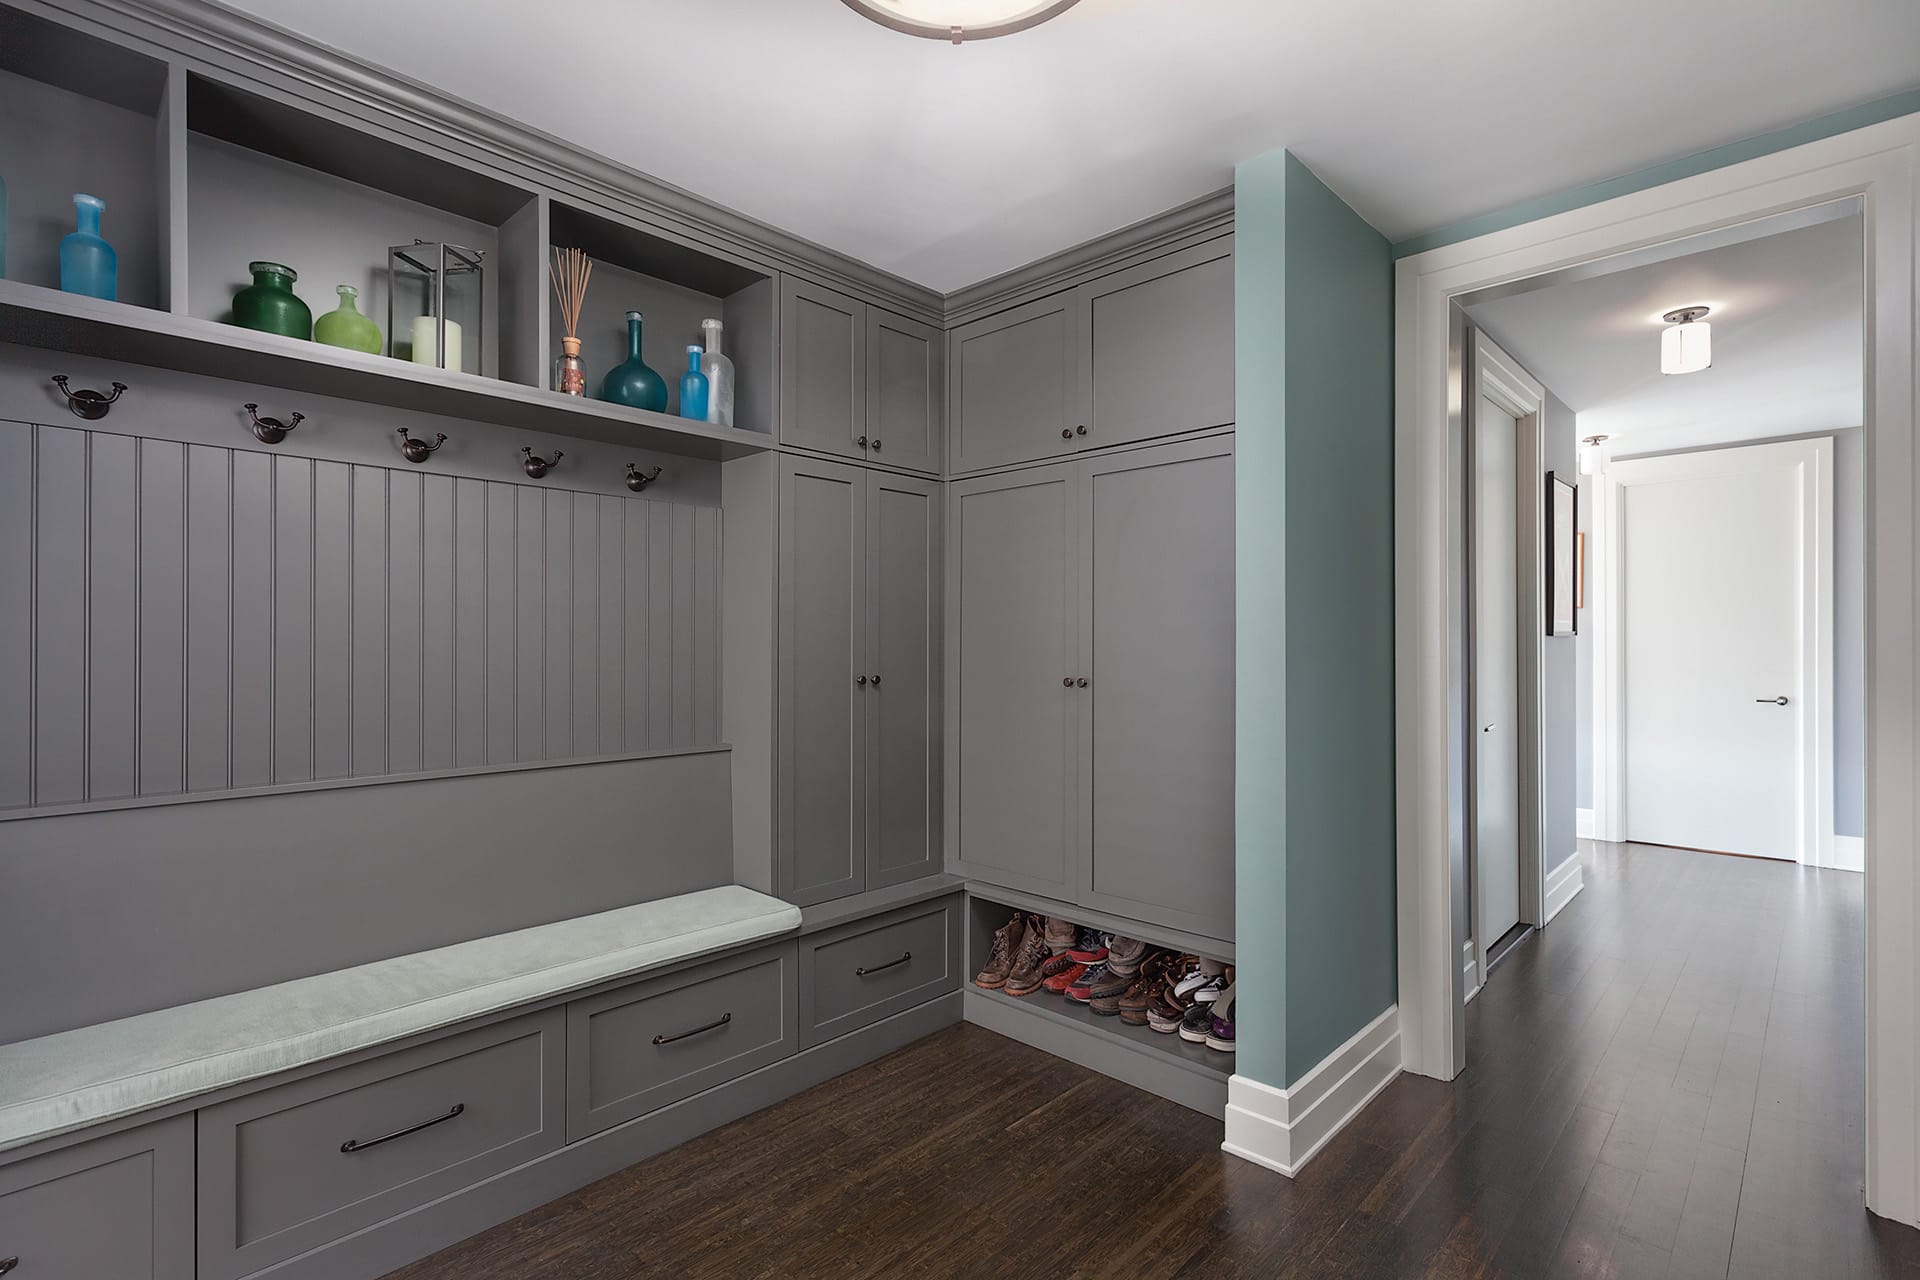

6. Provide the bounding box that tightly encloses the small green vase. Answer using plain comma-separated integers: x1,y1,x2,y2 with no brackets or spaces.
232,261,312,341
314,284,382,354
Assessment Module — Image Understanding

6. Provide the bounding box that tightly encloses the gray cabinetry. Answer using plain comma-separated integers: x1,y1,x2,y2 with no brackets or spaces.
866,308,945,473
948,437,1235,940
0,1116,194,1280
1076,238,1235,450
1076,436,1236,938
780,458,942,906
947,292,1082,474
945,464,1079,894
799,896,962,1048
780,278,866,458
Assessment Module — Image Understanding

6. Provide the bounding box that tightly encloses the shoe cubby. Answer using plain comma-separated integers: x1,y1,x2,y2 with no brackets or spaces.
546,200,775,434
0,5,169,310
963,892,1232,1117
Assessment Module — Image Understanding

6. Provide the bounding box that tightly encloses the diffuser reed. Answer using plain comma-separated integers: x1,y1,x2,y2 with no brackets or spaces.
549,246,593,396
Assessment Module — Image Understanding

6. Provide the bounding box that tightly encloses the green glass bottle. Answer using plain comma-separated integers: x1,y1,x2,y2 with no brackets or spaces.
232,261,312,340
600,310,668,412
313,284,382,354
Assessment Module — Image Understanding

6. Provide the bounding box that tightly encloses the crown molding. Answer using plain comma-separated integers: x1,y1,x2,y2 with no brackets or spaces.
33,0,947,324
941,187,1234,327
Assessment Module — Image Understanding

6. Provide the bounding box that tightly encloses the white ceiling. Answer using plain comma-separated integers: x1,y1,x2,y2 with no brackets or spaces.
219,0,1920,293
1466,212,1864,453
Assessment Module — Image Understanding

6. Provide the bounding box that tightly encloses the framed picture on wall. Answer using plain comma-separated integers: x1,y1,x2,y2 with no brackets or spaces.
1546,471,1577,636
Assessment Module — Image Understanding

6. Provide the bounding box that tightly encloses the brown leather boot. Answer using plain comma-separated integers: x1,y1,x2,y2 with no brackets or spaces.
1117,951,1172,1025
1003,916,1057,996
973,912,1027,990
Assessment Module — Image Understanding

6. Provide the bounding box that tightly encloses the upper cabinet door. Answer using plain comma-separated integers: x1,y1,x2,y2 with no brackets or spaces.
779,456,867,905
865,471,942,889
945,464,1078,894
947,292,1083,475
1075,436,1235,939
1076,237,1234,450
780,278,867,459
865,307,944,474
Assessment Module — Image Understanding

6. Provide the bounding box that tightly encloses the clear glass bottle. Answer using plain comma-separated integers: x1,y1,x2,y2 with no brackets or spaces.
699,317,736,427
553,335,586,396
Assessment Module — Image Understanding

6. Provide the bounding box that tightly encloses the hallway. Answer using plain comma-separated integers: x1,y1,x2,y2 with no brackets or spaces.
387,844,1913,1279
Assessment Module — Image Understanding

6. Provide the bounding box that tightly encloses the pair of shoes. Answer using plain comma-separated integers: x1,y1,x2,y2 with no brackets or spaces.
973,912,1027,990
1170,957,1227,1004
1205,981,1236,1053
1105,935,1148,978
973,912,1052,994
1092,946,1165,1015
1116,951,1175,1024
1067,928,1108,964
1068,960,1131,1008
1004,914,1061,997
1041,953,1087,994
1043,916,1079,954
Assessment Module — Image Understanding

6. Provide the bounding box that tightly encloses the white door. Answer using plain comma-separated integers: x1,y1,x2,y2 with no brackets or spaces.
1474,395,1522,947
1620,451,1810,860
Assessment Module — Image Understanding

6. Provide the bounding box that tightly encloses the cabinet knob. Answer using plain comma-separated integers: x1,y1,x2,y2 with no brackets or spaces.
857,675,868,686
1063,677,1074,688
857,435,869,449
870,674,882,686
1076,425,1088,436
870,438,881,451
1061,428,1073,440
1077,678,1089,688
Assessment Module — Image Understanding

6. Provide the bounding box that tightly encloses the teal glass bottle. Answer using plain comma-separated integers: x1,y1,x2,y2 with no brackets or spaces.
232,262,312,340
679,345,710,422
600,310,668,412
313,284,383,354
59,194,116,300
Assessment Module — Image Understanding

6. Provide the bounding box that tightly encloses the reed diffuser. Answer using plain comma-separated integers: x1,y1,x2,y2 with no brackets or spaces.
549,247,592,396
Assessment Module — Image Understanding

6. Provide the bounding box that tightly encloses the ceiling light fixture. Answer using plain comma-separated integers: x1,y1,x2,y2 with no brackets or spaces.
1660,306,1712,376
1579,434,1611,476
841,0,1082,43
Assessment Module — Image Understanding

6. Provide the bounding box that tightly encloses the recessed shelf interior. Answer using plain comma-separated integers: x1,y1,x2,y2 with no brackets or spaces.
183,71,539,380
0,4,167,308
549,201,774,432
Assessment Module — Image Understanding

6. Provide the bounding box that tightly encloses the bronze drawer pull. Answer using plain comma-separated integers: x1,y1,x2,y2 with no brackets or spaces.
340,1102,465,1153
0,1255,17,1275
857,951,911,977
653,1011,731,1045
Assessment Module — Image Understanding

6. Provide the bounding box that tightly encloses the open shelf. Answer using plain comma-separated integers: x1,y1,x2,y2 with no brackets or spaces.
0,6,168,309
0,278,771,460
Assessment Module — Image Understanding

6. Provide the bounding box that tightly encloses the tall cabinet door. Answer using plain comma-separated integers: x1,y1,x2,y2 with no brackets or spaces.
780,278,866,459
1076,237,1235,451
1077,436,1235,939
946,464,1078,893
866,471,942,889
866,307,945,474
947,292,1083,475
779,456,867,904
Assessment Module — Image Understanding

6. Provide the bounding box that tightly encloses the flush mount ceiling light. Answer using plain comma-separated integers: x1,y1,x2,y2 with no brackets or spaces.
1660,306,1713,375
841,0,1082,43
1579,433,1611,476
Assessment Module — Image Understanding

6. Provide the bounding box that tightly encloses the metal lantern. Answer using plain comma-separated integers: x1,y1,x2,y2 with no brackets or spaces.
388,239,485,375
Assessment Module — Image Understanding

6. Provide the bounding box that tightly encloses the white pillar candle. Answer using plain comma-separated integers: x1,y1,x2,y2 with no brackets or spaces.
410,315,463,371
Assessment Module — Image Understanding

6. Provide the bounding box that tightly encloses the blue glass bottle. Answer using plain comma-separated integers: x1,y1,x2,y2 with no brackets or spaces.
600,311,668,412
60,194,116,301
679,345,710,422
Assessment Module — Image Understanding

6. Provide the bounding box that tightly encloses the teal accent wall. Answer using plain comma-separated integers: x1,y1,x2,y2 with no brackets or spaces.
1233,149,1289,1085
1234,151,1398,1090
1392,89,1920,258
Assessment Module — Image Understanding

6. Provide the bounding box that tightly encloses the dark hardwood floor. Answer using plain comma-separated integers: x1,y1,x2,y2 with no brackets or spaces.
387,843,1920,1278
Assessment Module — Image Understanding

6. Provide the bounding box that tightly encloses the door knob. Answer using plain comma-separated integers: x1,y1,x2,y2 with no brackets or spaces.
1756,696,1790,705
857,675,868,686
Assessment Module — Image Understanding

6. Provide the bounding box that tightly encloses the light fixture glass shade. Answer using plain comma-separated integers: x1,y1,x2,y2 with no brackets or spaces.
842,0,1081,41
1578,435,1610,476
1660,316,1711,375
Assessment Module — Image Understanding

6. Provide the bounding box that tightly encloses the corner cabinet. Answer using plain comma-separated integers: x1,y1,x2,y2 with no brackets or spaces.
779,456,942,905
947,236,1234,475
947,435,1235,941
779,278,943,475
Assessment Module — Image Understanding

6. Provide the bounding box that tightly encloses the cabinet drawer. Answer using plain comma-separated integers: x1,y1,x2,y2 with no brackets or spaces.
800,896,962,1048
197,1010,564,1280
0,1117,194,1280
568,944,797,1140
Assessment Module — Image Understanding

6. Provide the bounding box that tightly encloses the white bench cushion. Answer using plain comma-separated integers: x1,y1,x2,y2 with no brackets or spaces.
0,885,799,1153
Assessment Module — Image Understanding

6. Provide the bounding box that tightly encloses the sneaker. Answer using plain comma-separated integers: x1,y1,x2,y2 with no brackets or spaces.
1067,929,1109,964
1179,999,1214,1043
1146,982,1189,1033
1170,958,1214,1000
1106,936,1148,978
1190,972,1228,1005
1003,917,1056,997
974,913,1026,990
1043,917,1079,953
1066,961,1112,1004
1086,964,1136,1015
1041,956,1087,994
1117,953,1171,1025
1205,983,1236,1053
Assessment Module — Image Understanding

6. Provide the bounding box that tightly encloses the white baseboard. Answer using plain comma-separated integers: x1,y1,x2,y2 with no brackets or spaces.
1833,834,1865,873
1576,808,1595,839
1221,1005,1400,1179
1544,851,1584,923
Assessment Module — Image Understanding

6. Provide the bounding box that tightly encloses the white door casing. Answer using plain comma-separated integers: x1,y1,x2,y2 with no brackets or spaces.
1604,440,1833,863
1392,116,1917,1223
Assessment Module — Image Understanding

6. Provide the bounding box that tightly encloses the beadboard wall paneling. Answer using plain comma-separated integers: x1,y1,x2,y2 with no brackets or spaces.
0,418,723,812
